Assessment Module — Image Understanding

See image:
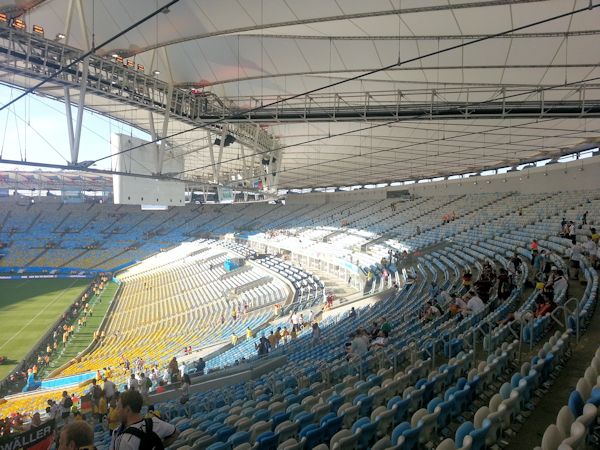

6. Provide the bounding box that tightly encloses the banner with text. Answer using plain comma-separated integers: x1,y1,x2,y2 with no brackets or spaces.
0,420,55,450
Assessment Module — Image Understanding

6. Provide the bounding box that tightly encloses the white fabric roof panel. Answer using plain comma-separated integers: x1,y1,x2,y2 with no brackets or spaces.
4,0,595,188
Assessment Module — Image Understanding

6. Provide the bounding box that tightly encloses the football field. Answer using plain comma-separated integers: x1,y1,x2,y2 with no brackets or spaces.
0,278,89,379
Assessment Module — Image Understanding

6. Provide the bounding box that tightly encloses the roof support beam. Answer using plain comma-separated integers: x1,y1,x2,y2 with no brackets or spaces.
235,29,600,42
124,0,549,57
62,0,75,44
191,64,600,88
207,132,218,183
193,100,600,123
239,144,248,186
71,57,89,164
74,0,91,50
215,129,226,183
63,56,89,165
156,82,174,175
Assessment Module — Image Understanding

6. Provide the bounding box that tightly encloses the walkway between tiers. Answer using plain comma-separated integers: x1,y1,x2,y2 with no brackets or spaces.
306,267,362,307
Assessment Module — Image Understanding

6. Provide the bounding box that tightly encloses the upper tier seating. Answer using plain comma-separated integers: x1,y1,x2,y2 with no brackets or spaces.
0,189,598,448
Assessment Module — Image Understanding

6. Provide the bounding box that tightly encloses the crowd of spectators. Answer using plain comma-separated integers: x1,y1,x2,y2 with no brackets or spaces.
0,275,110,397
3,379,179,450
344,317,393,361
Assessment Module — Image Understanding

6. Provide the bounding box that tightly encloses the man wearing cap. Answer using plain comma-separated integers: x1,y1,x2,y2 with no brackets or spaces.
546,266,559,287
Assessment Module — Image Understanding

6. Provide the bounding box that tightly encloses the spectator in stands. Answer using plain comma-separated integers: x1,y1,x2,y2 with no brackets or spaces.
89,379,102,412
179,374,190,405
552,270,568,303
107,399,119,432
347,331,368,360
231,333,238,346
311,323,321,346
591,227,599,244
281,327,290,344
274,328,282,347
168,357,179,383
533,249,547,278
534,292,556,318
246,327,253,340
155,381,166,394
497,268,512,301
139,374,150,401
462,270,472,288
568,221,577,244
582,210,588,225
370,331,389,350
60,391,73,423
348,307,357,319
148,370,158,388
583,236,597,267
463,291,485,315
47,399,60,421
112,390,179,450
178,361,187,379
420,300,441,321
58,420,94,450
508,254,522,283
530,239,539,264
28,412,42,430
568,242,584,280
256,334,270,357
97,392,108,425
380,317,392,334
127,374,138,392
268,331,277,349
195,358,205,375
369,321,380,339
290,312,299,332
546,265,559,285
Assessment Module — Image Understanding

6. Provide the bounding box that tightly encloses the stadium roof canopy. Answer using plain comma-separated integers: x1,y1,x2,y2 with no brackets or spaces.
2,0,600,189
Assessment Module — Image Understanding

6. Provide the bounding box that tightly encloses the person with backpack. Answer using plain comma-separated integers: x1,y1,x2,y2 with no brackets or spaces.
89,379,103,410
61,391,73,423
112,390,179,450
255,334,270,357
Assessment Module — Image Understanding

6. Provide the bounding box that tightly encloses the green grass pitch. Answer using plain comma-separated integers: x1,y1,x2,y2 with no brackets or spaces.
0,278,89,379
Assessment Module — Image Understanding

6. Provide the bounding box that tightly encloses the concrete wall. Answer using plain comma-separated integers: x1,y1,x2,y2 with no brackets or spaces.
285,186,387,205
402,157,600,197
284,156,600,204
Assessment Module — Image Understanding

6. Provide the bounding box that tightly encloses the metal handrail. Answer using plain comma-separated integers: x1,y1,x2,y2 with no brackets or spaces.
562,297,581,343
472,317,495,361
517,311,535,363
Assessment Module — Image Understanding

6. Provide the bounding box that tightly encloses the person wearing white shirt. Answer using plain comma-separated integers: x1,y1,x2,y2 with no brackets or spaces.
582,238,596,255
465,292,485,314
290,313,299,332
127,374,138,391
583,238,597,266
112,390,179,450
103,377,116,401
454,296,468,310
553,270,568,303
350,333,368,358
